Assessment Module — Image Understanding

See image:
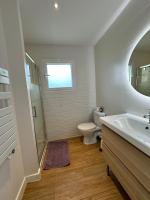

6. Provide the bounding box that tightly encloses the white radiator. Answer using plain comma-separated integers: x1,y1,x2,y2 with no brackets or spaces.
0,67,16,166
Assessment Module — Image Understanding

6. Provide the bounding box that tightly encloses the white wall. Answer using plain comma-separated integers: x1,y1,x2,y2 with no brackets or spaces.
0,0,39,177
95,0,150,116
26,45,96,141
0,0,40,199
0,6,24,200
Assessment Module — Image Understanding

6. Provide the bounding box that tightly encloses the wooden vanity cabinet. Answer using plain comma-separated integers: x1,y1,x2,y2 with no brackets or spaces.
101,125,150,200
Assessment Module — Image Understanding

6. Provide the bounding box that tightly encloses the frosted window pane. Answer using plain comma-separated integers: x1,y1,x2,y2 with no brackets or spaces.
47,64,73,89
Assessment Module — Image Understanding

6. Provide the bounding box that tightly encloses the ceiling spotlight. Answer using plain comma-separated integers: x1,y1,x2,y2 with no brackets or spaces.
52,1,60,10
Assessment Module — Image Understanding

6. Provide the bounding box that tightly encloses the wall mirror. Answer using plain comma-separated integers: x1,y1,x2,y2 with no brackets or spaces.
129,30,150,97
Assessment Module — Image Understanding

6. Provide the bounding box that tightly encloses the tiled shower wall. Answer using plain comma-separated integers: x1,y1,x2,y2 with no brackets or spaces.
26,45,96,140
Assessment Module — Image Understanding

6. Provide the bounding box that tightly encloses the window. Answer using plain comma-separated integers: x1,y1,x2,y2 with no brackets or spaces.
46,63,73,89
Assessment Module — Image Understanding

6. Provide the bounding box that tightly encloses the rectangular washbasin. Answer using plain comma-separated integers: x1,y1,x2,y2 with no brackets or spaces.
100,113,150,156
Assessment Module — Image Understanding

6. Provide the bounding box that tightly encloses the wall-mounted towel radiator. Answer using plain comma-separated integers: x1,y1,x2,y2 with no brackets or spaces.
0,67,16,166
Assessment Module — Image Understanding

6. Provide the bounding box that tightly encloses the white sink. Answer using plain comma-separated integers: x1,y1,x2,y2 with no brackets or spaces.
100,113,150,156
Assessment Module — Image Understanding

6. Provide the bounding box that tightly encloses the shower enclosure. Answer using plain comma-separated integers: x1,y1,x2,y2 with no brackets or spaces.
25,53,46,162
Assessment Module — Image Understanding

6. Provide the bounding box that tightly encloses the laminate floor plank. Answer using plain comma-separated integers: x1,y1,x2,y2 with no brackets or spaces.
23,137,128,200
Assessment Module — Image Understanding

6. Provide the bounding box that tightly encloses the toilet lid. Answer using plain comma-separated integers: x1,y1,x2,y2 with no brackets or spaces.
78,122,96,131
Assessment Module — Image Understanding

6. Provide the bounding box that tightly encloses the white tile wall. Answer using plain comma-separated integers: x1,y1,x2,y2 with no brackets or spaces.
26,45,96,141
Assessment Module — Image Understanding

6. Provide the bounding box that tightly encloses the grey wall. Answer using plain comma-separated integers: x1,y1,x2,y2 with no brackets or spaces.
129,50,150,95
95,0,150,116
130,50,150,68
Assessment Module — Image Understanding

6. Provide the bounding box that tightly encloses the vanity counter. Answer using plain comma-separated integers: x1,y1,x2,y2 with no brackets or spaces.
101,121,150,200
100,113,150,156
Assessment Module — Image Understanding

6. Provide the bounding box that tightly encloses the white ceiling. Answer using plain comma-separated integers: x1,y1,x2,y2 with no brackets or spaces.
20,0,129,45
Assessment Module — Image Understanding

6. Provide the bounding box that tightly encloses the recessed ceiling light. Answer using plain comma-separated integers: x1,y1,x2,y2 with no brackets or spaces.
52,1,60,11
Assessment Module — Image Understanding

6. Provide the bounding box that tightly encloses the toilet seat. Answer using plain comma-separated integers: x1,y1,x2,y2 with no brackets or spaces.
78,122,96,131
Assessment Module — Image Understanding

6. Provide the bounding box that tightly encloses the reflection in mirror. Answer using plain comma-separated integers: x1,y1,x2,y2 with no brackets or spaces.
129,30,150,97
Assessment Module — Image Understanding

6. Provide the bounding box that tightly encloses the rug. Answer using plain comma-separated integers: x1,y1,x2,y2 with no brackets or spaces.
43,140,70,169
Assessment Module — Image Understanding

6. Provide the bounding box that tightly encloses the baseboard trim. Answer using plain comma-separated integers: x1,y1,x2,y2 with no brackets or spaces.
25,168,41,183
48,133,81,142
15,177,27,200
15,135,81,200
40,143,47,169
15,168,41,200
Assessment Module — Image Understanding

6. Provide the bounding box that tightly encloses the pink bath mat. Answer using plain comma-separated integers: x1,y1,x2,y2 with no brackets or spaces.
43,140,70,169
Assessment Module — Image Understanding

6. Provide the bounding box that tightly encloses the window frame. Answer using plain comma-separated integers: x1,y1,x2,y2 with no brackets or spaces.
43,59,75,91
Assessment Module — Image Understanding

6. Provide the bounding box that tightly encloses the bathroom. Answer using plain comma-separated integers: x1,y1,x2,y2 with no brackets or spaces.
0,0,150,200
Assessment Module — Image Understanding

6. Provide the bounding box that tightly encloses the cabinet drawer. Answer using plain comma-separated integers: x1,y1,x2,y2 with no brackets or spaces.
103,143,150,200
102,125,150,192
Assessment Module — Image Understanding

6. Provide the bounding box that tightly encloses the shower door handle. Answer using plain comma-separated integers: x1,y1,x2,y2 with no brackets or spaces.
32,106,37,118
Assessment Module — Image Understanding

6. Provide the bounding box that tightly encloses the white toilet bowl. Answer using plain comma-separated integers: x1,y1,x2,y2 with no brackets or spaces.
77,111,105,145
77,123,98,144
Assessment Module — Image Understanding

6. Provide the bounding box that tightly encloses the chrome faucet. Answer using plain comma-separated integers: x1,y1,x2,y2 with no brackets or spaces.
144,109,150,124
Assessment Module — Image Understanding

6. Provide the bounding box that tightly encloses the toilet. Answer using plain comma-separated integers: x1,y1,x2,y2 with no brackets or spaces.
77,110,105,144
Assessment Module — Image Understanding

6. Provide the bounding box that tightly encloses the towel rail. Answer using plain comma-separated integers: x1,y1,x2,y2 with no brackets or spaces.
0,67,16,167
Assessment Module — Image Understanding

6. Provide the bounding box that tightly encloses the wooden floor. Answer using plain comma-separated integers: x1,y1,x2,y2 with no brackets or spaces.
23,137,129,200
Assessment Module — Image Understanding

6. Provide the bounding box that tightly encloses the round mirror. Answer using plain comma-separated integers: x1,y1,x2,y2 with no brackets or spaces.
129,30,150,97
